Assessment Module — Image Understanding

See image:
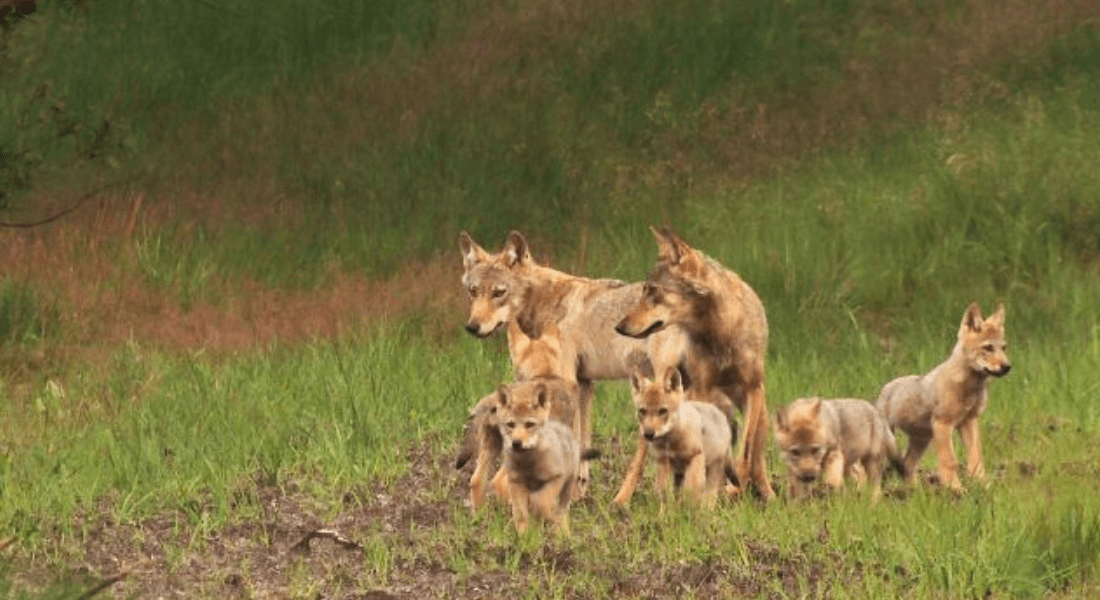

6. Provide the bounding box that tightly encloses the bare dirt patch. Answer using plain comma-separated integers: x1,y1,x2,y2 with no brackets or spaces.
7,436,867,600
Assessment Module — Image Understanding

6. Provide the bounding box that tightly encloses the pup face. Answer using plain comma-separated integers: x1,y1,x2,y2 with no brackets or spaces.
958,303,1011,377
774,398,830,484
459,231,531,338
496,380,552,452
630,366,684,441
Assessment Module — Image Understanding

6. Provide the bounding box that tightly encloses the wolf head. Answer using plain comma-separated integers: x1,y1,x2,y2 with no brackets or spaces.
958,302,1011,378
458,231,533,338
630,365,685,441
496,380,553,452
774,398,830,484
616,226,713,339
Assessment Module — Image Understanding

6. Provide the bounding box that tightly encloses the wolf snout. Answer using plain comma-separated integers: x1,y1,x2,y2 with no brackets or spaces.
643,430,656,441
511,440,525,450
991,363,1012,377
797,472,818,484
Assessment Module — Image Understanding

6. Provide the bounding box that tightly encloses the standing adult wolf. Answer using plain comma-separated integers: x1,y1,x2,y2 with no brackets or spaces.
459,230,690,496
616,226,775,499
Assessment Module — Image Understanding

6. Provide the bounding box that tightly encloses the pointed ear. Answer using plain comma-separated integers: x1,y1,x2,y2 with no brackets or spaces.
650,225,681,264
988,303,1005,327
459,231,489,271
535,382,549,409
774,407,789,433
502,231,531,267
630,368,647,395
663,366,683,393
496,386,509,409
808,398,823,419
960,302,984,335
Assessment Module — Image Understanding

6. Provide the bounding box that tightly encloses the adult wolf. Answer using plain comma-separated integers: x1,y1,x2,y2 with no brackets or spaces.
876,303,1011,491
459,230,689,498
616,226,775,500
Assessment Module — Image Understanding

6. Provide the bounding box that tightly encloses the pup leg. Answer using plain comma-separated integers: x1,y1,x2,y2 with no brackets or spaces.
613,437,649,506
958,416,985,480
682,454,708,508
902,433,931,484
823,450,845,491
932,417,963,491
510,481,531,533
491,465,510,501
864,456,885,502
655,457,673,514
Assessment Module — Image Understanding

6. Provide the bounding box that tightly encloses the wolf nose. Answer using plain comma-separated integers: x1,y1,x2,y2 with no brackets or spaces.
614,323,629,336
1000,363,1012,375
512,440,524,450
464,322,481,337
798,473,817,483
643,431,655,441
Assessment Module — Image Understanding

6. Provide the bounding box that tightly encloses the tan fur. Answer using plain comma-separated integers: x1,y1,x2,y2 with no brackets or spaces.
615,226,774,500
495,381,589,535
456,323,582,513
459,231,690,499
876,303,1011,491
626,365,739,511
774,397,905,501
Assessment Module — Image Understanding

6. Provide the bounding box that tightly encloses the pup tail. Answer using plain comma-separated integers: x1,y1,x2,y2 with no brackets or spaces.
581,448,602,461
455,393,496,470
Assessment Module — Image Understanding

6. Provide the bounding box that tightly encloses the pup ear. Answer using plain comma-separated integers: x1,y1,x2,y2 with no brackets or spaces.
459,231,490,271
663,366,683,393
774,407,789,432
503,231,531,267
988,302,1006,327
808,397,823,419
535,382,549,409
496,386,509,409
630,368,648,394
960,302,984,335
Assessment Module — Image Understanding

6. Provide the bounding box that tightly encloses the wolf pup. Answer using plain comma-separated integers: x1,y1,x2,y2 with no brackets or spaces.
455,322,581,513
459,231,690,498
616,226,774,500
627,364,739,511
496,380,597,535
774,397,905,501
876,303,1011,491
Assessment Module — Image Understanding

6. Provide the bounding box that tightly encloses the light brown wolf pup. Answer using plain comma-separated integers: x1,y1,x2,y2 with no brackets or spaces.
455,322,580,513
626,364,739,511
459,231,690,498
496,380,597,535
774,397,905,501
876,302,1011,491
616,226,774,500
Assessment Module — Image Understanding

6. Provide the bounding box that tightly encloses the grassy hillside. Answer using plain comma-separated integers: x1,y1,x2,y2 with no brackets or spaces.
2,0,1100,598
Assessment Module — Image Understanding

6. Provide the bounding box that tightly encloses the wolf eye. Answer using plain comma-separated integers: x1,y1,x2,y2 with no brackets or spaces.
505,420,516,429
790,449,801,458
658,408,668,416
467,286,477,297
637,409,646,418
982,343,994,352
525,421,536,429
492,287,506,299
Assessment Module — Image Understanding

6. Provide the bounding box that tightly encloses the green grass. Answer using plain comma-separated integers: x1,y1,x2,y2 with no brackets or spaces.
2,0,1100,597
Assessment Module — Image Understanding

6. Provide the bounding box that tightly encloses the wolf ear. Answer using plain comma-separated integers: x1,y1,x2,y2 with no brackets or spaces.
988,303,1006,327
960,302,984,335
650,225,682,264
459,231,490,271
808,397,823,418
663,366,683,393
503,231,531,267
774,407,789,432
496,386,509,409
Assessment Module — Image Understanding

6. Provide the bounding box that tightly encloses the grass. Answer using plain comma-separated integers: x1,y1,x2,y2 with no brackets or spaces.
1,0,1100,597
